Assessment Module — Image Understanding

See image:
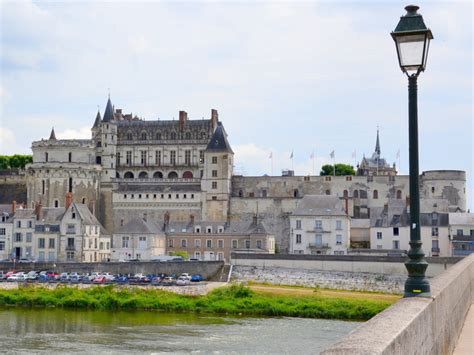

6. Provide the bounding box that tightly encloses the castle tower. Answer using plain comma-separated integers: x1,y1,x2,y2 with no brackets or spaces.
201,121,233,221
357,129,397,176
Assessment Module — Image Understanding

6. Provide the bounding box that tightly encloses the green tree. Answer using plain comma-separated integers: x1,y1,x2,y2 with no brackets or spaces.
169,251,189,260
320,163,356,176
0,155,32,169
0,156,10,169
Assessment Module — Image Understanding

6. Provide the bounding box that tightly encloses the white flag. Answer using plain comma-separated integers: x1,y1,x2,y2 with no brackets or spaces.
330,150,335,159
351,150,356,159
396,149,400,159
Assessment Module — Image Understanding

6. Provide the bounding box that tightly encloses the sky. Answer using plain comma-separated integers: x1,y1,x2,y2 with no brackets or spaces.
0,0,472,209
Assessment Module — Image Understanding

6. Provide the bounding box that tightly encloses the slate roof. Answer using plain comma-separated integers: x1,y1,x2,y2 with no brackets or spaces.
49,127,56,140
72,203,101,225
102,97,114,122
92,110,101,129
165,219,269,235
116,217,164,235
293,195,347,217
205,122,233,153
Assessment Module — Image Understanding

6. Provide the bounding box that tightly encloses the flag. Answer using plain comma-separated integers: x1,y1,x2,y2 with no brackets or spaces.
269,152,272,159
330,150,335,159
310,152,314,159
396,149,400,159
290,151,293,159
351,150,356,159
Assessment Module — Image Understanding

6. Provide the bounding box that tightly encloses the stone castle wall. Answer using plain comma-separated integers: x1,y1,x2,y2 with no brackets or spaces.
0,173,27,205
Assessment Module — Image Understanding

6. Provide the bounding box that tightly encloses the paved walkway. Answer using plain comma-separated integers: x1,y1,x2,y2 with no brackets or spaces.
453,304,473,355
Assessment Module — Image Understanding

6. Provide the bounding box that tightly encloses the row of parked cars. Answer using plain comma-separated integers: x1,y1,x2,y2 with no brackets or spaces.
0,270,205,286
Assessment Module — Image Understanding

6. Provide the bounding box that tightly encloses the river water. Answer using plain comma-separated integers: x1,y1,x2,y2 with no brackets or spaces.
0,308,358,354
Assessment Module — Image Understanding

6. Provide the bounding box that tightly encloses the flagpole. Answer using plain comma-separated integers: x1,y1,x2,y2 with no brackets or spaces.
271,155,274,176
312,152,315,176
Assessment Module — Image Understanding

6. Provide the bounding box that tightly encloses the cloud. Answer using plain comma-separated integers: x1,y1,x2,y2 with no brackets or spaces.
56,127,91,140
0,127,28,155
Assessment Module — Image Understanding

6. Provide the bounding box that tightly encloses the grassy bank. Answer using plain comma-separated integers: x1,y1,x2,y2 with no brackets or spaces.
0,284,394,321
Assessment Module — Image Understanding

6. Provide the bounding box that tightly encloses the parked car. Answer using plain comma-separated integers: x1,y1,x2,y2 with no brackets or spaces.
0,271,6,281
191,274,204,282
176,276,191,286
116,275,129,284
25,271,39,281
59,272,69,282
7,272,26,281
92,276,107,284
161,276,176,286
179,273,191,280
150,276,162,285
18,257,35,263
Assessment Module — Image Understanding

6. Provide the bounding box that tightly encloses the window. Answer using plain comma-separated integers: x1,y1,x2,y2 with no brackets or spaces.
432,227,439,237
67,224,76,234
199,151,205,164
28,220,33,228
185,150,191,165
68,152,72,162
336,235,342,245
0,241,4,251
17,220,21,228
354,190,359,198
141,132,147,140
393,240,400,249
67,238,75,249
262,190,267,198
0,228,5,235
54,200,59,208
170,132,176,140
66,251,74,261
431,186,435,193
206,227,212,233
346,176,352,181
377,245,383,249
116,152,121,166
343,190,348,198
212,196,217,200
122,236,129,248
336,220,342,230
194,251,201,259
325,176,331,181
15,233,22,242
396,190,402,199
140,151,147,165
393,227,399,236
26,232,32,243
49,238,55,248
245,240,251,249
373,190,378,199
296,220,301,230
206,239,212,248
432,239,439,251
126,151,132,165
170,151,176,165
218,239,224,248
45,152,48,162
232,240,238,248
168,239,174,248
181,239,187,248
195,239,201,248
255,240,262,249
377,232,383,240
296,234,302,244
457,229,463,236
156,151,161,166
212,170,218,177
38,238,45,249
68,177,73,193
212,181,217,189
315,220,322,230
156,132,161,140
126,132,133,140
138,236,146,249
325,189,331,195
218,252,224,261
212,156,218,164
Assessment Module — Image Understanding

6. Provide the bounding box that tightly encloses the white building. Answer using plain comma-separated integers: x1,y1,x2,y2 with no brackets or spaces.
449,213,474,256
290,195,350,255
0,204,14,260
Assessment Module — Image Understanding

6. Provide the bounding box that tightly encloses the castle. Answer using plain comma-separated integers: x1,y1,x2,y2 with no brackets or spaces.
25,97,468,254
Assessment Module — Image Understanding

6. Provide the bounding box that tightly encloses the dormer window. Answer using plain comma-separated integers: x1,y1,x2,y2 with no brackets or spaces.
206,226,212,234
72,212,76,219
195,226,201,233
218,226,224,233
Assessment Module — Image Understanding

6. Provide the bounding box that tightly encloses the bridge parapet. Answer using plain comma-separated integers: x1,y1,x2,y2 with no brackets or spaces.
322,254,474,355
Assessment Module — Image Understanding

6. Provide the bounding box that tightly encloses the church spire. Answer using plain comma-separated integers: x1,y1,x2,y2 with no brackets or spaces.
49,127,56,140
102,96,114,122
375,127,381,156
92,109,101,129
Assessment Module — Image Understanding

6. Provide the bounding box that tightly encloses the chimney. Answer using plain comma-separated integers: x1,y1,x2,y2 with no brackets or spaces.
211,109,218,131
143,213,147,222
164,211,170,228
36,202,43,221
12,200,16,215
91,199,96,216
179,111,187,130
66,192,72,209
190,214,195,224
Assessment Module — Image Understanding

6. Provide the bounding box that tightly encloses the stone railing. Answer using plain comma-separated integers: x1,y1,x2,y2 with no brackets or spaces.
112,178,200,184
322,253,474,355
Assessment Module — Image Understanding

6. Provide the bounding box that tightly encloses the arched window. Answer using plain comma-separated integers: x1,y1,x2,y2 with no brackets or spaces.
201,131,206,139
373,190,379,199
168,171,178,179
141,132,147,140
96,156,101,164
82,197,86,204
156,132,161,140
153,171,163,179
124,172,134,179
343,190,348,198
325,189,331,195
116,172,120,178
68,152,72,162
138,171,148,179
185,132,191,140
293,189,299,198
238,190,243,197
170,132,177,140
397,190,402,199
354,190,359,198
183,171,193,179
127,132,133,140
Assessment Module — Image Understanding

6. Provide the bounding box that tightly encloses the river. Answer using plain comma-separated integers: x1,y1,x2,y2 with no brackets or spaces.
0,308,358,354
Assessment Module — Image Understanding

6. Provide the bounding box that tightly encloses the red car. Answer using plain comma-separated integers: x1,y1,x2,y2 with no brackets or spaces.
92,276,107,284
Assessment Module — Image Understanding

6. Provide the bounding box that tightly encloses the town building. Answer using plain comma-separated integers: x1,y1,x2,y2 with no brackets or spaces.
448,213,474,256
290,195,350,255
0,204,13,261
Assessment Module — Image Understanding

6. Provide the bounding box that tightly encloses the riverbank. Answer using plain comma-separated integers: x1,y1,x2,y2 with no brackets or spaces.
0,284,395,321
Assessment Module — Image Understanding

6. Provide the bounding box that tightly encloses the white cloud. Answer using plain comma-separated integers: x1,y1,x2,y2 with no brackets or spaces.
56,126,91,140
0,127,28,155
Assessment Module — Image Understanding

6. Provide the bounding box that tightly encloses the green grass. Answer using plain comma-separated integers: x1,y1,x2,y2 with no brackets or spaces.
0,284,393,321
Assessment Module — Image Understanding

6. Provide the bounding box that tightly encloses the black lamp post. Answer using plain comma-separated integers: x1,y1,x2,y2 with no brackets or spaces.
391,5,433,298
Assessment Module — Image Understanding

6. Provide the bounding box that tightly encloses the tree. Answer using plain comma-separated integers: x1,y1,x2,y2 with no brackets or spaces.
0,155,33,169
169,251,189,260
320,163,356,176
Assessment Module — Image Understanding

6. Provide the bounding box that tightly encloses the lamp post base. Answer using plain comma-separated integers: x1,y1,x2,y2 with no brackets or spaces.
404,240,431,297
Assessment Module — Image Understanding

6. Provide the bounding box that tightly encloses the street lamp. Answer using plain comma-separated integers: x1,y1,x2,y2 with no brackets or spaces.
391,5,433,297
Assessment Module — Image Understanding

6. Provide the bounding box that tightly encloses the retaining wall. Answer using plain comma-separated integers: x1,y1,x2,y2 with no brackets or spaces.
322,254,474,355
0,261,225,280
231,254,461,277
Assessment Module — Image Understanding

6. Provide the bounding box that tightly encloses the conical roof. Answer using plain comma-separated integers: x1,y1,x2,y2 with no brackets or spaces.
375,129,381,156
102,97,114,122
205,122,233,153
92,110,101,129
49,127,56,140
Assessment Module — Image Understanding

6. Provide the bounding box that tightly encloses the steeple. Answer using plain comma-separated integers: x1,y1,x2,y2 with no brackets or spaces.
375,128,381,156
49,127,56,140
92,110,101,129
205,122,233,153
102,96,114,122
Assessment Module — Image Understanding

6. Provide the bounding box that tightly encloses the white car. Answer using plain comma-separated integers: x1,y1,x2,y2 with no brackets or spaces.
179,273,191,280
176,276,191,286
25,271,38,280
7,272,26,281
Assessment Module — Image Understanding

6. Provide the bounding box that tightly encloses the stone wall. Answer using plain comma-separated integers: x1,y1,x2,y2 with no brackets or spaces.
0,174,27,204
232,265,405,293
322,253,474,355
0,261,224,280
